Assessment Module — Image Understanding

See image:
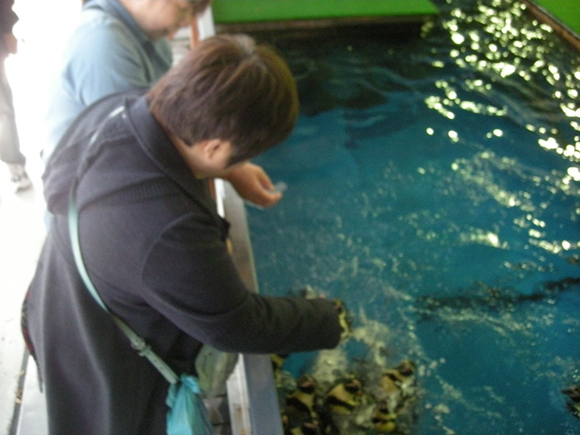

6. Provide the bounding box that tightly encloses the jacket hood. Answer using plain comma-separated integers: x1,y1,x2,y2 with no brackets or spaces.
43,90,145,215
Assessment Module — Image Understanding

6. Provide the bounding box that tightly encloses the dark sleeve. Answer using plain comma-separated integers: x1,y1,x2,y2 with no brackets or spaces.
141,213,342,355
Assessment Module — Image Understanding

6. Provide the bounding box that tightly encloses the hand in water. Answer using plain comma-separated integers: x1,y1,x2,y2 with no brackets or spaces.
333,299,352,340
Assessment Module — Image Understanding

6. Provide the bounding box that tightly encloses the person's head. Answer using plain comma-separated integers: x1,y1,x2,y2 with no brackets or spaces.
120,0,211,39
148,34,299,175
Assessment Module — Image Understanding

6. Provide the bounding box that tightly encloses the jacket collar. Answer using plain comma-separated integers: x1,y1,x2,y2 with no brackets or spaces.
124,96,222,220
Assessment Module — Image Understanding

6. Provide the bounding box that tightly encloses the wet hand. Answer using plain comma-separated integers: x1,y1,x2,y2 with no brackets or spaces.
223,162,283,208
333,299,352,340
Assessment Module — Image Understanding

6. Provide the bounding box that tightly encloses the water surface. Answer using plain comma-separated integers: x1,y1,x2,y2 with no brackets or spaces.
247,1,580,433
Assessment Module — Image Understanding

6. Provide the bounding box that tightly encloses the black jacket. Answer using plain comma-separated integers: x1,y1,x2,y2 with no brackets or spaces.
23,92,341,434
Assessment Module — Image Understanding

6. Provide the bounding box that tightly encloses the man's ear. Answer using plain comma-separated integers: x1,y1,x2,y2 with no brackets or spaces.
201,139,229,160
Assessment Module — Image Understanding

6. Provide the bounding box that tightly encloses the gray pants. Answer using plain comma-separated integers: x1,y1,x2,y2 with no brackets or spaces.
0,58,25,165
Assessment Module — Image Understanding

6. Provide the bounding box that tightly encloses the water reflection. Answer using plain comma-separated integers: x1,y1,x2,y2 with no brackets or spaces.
248,0,580,433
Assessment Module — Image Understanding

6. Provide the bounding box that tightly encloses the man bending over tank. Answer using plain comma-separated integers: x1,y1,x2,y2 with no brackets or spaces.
22,34,346,435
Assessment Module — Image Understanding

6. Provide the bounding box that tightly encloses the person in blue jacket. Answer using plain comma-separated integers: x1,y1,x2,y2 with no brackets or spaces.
22,34,347,435
45,0,282,208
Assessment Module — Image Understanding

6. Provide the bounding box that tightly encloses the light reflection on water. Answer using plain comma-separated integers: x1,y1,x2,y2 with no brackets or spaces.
247,0,580,433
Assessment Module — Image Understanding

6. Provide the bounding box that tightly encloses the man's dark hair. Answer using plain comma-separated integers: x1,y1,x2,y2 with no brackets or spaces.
148,34,299,165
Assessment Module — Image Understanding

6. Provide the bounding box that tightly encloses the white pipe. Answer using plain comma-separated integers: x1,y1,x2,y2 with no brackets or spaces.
197,6,216,39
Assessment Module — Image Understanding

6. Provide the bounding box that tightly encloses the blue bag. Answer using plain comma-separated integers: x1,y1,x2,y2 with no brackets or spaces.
166,374,213,435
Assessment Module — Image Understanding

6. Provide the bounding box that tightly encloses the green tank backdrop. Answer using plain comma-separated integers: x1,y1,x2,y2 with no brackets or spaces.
211,0,439,24
535,0,580,34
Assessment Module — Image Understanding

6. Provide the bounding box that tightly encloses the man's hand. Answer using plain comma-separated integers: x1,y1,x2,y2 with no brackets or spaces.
333,299,352,340
223,162,283,208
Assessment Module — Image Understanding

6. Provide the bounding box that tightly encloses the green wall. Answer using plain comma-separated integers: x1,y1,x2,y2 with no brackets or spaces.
212,0,438,24
535,0,580,34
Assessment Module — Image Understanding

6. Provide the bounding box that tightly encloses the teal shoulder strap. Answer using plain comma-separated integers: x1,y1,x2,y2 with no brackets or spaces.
68,180,179,385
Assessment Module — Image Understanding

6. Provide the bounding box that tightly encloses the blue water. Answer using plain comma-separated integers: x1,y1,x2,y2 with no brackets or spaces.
246,0,580,433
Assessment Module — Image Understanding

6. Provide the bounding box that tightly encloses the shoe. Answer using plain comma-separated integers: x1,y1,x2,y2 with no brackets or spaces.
7,163,32,192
